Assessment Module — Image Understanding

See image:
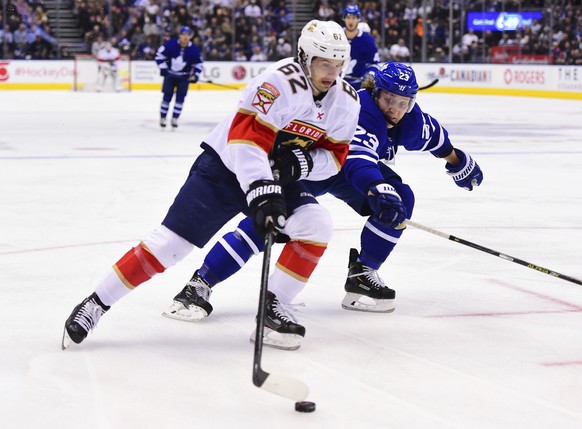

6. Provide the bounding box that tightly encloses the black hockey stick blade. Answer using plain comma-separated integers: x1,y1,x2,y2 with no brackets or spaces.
419,78,439,91
404,219,582,286
252,223,309,401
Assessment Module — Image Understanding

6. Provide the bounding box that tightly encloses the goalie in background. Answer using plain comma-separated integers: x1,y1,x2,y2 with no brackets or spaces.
155,26,203,129
96,42,123,92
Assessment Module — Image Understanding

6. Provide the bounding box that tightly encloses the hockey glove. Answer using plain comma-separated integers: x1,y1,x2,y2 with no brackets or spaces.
160,69,168,77
368,183,407,229
247,180,287,236
189,73,200,83
270,145,313,186
445,149,483,191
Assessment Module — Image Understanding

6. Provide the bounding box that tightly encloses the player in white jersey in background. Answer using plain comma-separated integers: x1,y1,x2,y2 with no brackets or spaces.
62,20,359,352
95,42,122,92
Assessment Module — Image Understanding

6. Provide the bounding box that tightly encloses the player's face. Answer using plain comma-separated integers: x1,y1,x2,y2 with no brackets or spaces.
309,57,344,95
179,33,191,46
376,90,411,126
344,15,359,32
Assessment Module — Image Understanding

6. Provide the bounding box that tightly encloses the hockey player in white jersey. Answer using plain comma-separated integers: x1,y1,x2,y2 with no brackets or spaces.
95,42,122,92
62,20,359,352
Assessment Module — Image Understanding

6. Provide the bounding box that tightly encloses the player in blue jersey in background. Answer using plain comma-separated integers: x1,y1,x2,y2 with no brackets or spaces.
342,4,380,90
163,62,483,323
155,26,203,129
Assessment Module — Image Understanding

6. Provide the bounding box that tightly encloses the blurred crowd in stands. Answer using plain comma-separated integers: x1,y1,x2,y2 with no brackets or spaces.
1,0,580,65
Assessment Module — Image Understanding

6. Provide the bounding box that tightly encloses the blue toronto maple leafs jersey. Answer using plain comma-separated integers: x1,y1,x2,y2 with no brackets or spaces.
155,38,203,79
344,29,379,80
342,89,454,195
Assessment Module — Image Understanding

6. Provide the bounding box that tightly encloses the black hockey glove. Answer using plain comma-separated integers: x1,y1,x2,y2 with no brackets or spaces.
246,180,286,236
367,183,407,229
270,145,313,186
160,69,168,77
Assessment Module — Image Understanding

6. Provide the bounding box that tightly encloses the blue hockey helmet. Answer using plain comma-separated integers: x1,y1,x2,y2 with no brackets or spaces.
373,62,419,112
343,4,361,19
180,26,193,35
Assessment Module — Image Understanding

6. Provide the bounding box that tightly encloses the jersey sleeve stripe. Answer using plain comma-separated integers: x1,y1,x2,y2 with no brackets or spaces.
228,110,279,154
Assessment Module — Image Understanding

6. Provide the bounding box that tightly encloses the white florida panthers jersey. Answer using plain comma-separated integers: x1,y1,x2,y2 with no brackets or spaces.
204,57,361,193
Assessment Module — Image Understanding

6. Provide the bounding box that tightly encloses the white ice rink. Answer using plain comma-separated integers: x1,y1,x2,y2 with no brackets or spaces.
1,88,582,429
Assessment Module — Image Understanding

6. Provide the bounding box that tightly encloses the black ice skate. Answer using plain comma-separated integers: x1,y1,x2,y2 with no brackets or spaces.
160,117,167,128
342,248,396,313
162,271,213,322
62,292,110,350
250,291,306,351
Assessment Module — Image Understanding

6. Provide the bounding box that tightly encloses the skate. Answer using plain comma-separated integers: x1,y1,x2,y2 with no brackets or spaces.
171,118,178,129
62,292,110,350
162,271,213,322
160,117,167,128
250,291,305,351
342,248,395,313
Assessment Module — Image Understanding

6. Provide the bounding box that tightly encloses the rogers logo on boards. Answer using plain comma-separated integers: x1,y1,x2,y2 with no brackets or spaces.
232,65,246,80
503,68,545,85
0,61,9,81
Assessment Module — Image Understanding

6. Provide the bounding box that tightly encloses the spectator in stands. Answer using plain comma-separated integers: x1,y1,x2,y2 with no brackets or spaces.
275,37,292,59
243,0,261,18
389,38,411,62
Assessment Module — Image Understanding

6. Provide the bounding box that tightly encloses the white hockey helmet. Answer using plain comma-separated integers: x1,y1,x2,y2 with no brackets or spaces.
298,20,351,75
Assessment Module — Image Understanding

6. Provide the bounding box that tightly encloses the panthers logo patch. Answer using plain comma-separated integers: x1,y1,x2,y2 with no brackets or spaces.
252,82,280,115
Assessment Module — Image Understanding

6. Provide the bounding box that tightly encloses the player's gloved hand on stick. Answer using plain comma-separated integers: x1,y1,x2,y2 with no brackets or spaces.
247,179,287,236
367,183,407,229
189,72,200,83
445,149,483,191
160,69,168,77
270,145,313,186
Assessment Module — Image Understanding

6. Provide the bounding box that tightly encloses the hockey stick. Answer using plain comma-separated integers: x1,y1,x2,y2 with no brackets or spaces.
419,78,439,91
252,223,309,401
404,219,582,286
200,80,242,90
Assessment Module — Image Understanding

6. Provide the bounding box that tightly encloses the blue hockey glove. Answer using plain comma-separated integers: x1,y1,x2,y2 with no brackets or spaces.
189,73,200,83
246,180,286,236
367,183,407,229
270,145,313,186
445,149,483,191
160,69,168,77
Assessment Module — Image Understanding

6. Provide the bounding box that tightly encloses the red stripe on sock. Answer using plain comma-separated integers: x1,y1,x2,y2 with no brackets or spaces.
277,241,327,280
114,243,165,288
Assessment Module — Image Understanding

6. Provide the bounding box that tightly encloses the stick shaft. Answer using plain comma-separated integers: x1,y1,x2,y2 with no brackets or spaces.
419,78,439,91
404,219,582,286
252,225,274,387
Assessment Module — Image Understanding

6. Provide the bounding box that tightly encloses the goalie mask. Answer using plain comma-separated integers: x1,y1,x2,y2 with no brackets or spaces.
373,62,419,113
298,20,350,78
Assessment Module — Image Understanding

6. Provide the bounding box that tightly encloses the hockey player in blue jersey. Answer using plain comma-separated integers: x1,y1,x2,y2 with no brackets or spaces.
155,26,203,129
342,4,380,90
163,61,483,323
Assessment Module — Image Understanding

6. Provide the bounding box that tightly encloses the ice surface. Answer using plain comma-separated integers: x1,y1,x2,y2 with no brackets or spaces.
1,90,582,429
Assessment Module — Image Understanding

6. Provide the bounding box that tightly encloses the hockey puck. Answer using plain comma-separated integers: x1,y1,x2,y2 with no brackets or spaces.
295,401,316,413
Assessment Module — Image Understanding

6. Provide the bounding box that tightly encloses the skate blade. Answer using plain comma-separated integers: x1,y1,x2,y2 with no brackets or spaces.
61,327,73,350
249,328,302,351
341,292,395,313
162,302,208,322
